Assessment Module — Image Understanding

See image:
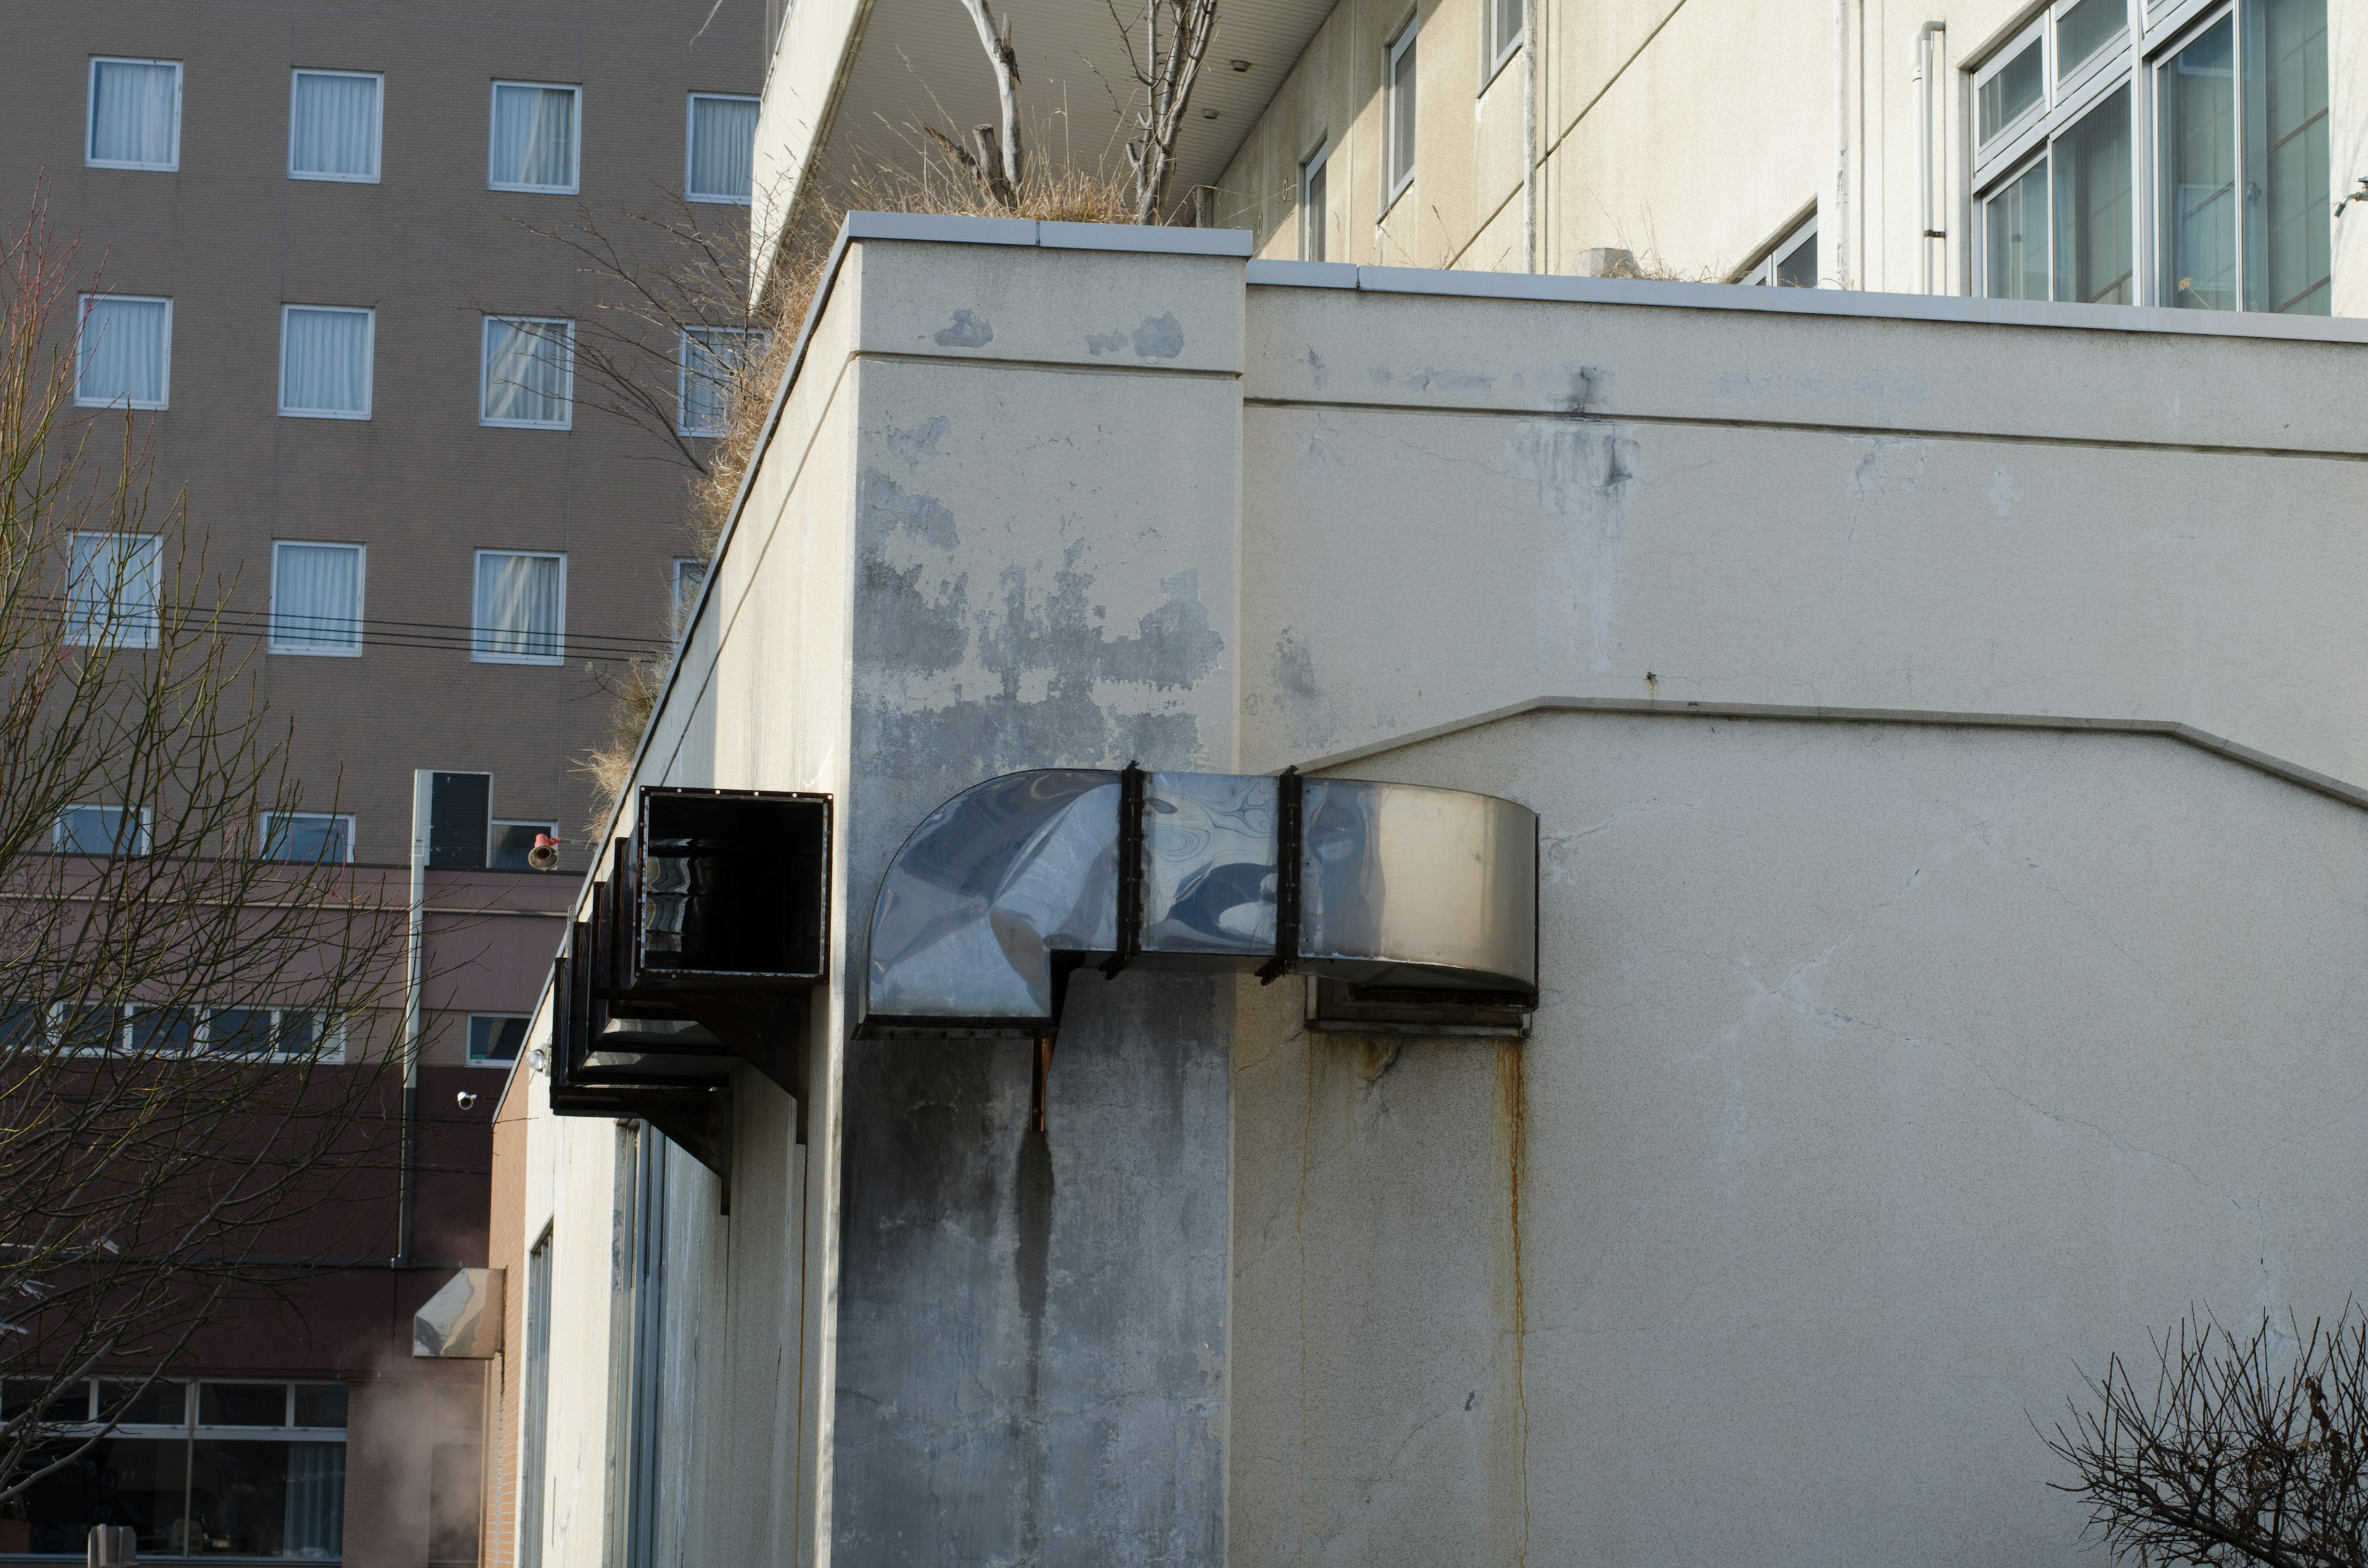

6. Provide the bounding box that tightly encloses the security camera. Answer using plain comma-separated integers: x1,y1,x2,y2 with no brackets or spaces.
527,833,562,871
455,1090,480,1110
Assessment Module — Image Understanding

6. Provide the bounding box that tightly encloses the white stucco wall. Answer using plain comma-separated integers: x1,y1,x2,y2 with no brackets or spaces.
503,223,2368,1567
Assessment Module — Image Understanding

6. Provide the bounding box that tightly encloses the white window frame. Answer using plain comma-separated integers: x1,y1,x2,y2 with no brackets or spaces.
1482,0,1524,87
64,530,163,649
480,316,575,430
467,1012,532,1067
277,305,376,420
1738,213,1819,285
53,804,154,857
86,57,183,171
490,818,559,869
1970,0,2137,303
268,539,366,656
1300,138,1331,263
684,92,761,205
471,549,568,666
286,68,384,184
73,295,172,411
258,811,356,864
675,326,763,437
488,81,582,195
1384,17,1419,210
51,1002,131,1056
196,1005,347,1062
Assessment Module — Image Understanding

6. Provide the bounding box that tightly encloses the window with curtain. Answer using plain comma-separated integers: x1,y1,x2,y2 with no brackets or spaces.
686,94,759,202
258,812,353,864
473,551,565,663
288,70,382,182
88,58,181,169
1386,22,1417,203
490,82,580,192
279,306,374,419
677,326,763,436
270,541,363,654
66,530,163,648
75,295,171,409
54,804,150,856
482,316,574,427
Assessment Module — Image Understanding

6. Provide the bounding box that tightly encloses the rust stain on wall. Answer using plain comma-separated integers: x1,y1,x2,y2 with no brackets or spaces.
1496,1040,1532,1566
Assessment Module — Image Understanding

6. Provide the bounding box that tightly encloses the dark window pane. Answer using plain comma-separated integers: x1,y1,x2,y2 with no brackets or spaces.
128,1006,199,1056
1774,231,1818,287
292,1384,347,1429
199,1383,286,1427
2,1380,89,1421
207,1008,274,1057
14,1435,189,1555
56,1002,121,1054
1979,37,2044,142
97,1380,185,1426
275,1009,318,1057
2160,17,2237,308
2245,0,2330,313
2054,85,2134,303
490,821,557,871
468,1017,527,1064
2057,0,2125,78
0,1002,42,1050
190,1437,344,1557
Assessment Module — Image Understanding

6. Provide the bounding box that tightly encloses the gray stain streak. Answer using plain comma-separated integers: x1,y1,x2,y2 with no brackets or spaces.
886,414,950,467
1086,328,1131,356
935,309,995,348
1130,313,1185,359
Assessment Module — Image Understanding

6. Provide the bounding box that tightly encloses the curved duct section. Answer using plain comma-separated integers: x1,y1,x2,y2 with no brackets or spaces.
860,768,1537,1037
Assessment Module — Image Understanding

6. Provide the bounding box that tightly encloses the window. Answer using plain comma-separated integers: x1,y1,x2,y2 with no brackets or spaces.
1485,0,1523,79
1973,1,2134,305
685,93,760,203
1301,140,1330,263
468,1014,529,1064
481,316,574,428
258,811,354,864
520,1231,554,1568
671,558,707,637
65,531,163,648
270,540,364,655
75,295,171,409
677,326,763,437
55,804,151,856
490,820,557,871
87,58,181,170
202,1006,340,1061
4,1378,346,1557
2158,0,2329,313
279,306,374,419
489,82,580,193
1741,215,1819,285
472,551,565,664
1385,20,1418,205
288,70,382,182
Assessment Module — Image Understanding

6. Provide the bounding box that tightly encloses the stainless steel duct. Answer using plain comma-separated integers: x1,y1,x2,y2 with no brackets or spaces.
861,768,1537,1037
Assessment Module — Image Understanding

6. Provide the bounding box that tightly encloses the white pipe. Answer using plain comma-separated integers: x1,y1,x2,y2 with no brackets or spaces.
1833,0,1849,288
1523,0,1539,271
1916,21,1946,293
400,768,430,1263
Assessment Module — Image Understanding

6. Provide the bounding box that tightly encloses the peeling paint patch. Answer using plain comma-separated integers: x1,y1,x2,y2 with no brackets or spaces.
858,467,960,550
1848,437,1931,499
1513,420,1641,678
934,309,994,348
1407,366,1493,394
886,414,950,468
1560,363,1608,414
1132,313,1185,358
1087,328,1130,356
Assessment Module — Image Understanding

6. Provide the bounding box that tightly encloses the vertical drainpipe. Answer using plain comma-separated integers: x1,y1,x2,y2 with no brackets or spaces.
400,769,430,1265
1523,0,1539,271
1916,21,1947,293
1833,0,1850,287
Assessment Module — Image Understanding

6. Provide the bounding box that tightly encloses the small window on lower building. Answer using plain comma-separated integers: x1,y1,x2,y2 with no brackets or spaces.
677,327,764,437
489,821,557,871
468,1014,528,1065
202,1007,342,1061
1740,215,1819,287
259,811,354,864
56,803,152,856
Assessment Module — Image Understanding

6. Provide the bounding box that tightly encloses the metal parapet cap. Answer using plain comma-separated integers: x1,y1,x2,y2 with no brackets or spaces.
860,768,1538,1038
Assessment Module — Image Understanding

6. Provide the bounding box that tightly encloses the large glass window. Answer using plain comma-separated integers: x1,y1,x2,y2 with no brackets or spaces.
2159,0,2328,313
270,541,364,655
685,94,759,203
472,551,565,664
279,307,374,419
1973,2,2132,305
287,71,382,183
480,318,573,429
75,297,171,410
87,59,181,170
65,531,163,649
3,1379,345,1559
489,83,580,194
1385,20,1416,205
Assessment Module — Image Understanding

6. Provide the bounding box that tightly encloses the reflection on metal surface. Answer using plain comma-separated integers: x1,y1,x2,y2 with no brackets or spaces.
1141,773,1278,956
413,1268,504,1358
865,770,1120,1027
1298,779,1536,993
862,768,1539,1038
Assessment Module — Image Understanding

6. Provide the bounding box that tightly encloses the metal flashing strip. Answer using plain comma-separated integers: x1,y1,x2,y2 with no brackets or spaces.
1253,258,2368,347
1289,696,2368,816
840,210,1255,258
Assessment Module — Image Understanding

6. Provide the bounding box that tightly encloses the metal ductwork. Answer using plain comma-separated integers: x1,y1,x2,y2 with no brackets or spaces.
861,768,1538,1037
413,1267,504,1358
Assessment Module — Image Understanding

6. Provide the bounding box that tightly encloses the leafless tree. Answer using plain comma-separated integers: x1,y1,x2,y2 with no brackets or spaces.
926,0,1027,210
1105,0,1220,224
2044,1307,2368,1566
0,194,407,1507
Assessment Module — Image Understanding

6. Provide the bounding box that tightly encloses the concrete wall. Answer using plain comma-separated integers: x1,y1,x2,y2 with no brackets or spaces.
496,224,2368,1567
